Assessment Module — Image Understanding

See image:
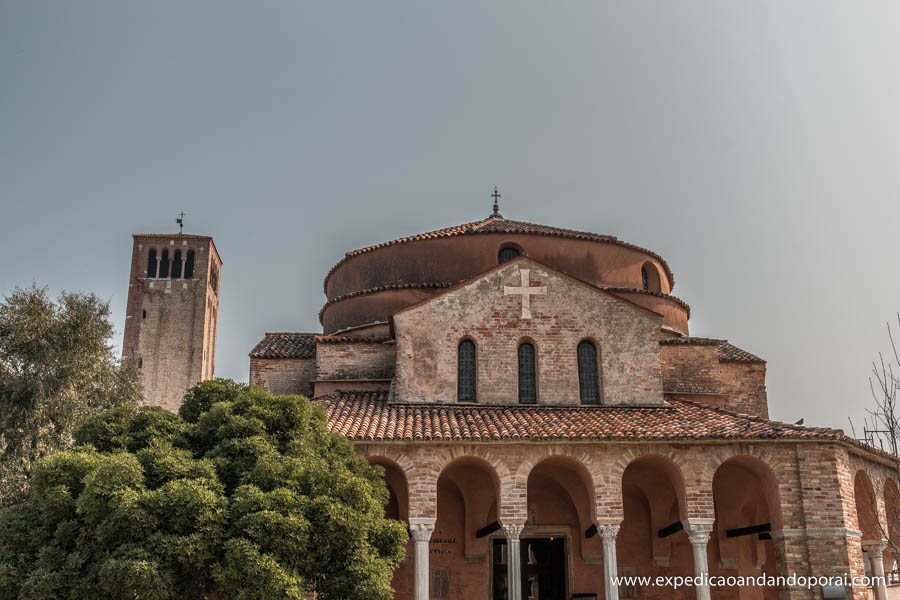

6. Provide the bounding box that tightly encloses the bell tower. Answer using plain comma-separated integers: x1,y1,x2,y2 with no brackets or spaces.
122,229,222,411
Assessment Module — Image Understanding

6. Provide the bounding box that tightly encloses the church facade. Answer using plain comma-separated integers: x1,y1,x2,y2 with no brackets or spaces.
247,208,899,600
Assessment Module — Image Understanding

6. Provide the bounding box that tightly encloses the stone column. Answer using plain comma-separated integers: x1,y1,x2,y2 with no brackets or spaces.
682,519,714,600
863,539,890,600
181,256,187,279
503,523,524,600
408,517,436,600
155,255,161,278
599,524,620,600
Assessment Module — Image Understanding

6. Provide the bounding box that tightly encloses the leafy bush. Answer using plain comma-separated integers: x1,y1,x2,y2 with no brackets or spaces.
0,380,408,600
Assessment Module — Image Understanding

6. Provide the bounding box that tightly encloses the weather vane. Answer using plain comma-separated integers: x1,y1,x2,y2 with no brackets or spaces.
491,187,503,218
176,211,186,234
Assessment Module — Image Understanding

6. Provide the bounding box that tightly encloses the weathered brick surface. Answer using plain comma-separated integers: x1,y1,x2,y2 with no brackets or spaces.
122,234,221,411
659,342,768,417
315,340,395,382
393,257,665,405
249,357,315,396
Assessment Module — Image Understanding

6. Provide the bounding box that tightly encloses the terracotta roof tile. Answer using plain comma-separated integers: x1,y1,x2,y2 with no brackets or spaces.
249,332,317,359
659,337,765,364
324,215,675,291
322,391,842,443
717,342,765,364
659,337,724,346
602,286,691,317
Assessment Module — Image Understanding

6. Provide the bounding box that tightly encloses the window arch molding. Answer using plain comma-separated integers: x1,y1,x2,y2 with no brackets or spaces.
497,241,525,264
576,337,602,405
517,337,538,405
457,337,477,403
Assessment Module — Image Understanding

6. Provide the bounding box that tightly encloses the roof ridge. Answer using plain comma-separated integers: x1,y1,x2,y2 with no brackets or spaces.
386,401,676,410
672,398,843,435
322,214,675,293
471,216,617,240
315,335,393,344
319,282,454,324
263,331,319,336
602,286,691,316
717,341,766,364
658,337,725,346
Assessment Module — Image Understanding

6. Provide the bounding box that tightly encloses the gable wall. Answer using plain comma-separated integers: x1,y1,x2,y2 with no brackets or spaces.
393,261,665,406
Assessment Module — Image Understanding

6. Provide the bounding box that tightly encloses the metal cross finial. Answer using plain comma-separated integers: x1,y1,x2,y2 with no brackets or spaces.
491,187,503,218
176,211,186,234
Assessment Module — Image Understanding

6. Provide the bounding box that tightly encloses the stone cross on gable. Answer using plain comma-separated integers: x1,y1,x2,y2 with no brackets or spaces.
504,268,547,319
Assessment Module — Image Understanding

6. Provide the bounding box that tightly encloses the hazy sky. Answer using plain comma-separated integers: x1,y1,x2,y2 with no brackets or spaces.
2,1,899,435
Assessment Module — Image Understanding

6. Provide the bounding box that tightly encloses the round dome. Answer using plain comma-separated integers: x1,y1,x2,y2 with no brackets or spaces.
321,215,689,336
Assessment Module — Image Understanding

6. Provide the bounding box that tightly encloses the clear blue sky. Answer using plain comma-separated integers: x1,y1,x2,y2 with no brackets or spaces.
2,1,899,434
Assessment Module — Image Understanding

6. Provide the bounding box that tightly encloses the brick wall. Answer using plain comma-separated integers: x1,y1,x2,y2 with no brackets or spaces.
392,258,665,405
249,357,315,397
659,342,768,418
122,235,221,412
315,340,396,381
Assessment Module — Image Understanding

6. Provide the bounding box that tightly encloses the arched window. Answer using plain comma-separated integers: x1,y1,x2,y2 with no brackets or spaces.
146,249,157,278
184,250,195,279
518,342,537,404
137,357,143,369
142,310,146,320
159,250,170,278
641,261,661,292
577,340,601,405
171,250,182,278
210,268,218,292
457,340,476,402
499,246,520,264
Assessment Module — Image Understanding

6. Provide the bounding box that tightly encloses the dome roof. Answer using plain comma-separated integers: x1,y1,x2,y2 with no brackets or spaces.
324,214,675,291
320,213,687,336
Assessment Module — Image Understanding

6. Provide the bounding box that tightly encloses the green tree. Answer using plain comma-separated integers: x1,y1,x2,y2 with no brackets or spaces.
0,380,408,600
0,285,141,504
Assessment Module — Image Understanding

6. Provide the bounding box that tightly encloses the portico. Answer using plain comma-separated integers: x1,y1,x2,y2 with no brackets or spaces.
329,397,900,600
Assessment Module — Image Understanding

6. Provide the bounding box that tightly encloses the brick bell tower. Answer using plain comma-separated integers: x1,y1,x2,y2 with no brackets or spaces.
122,224,222,411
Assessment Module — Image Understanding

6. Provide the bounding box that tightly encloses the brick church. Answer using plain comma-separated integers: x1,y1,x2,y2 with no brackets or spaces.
127,202,899,600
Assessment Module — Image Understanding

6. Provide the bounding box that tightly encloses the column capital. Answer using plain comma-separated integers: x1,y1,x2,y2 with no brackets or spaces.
862,538,890,559
598,524,620,542
408,517,436,542
502,523,525,540
682,518,715,545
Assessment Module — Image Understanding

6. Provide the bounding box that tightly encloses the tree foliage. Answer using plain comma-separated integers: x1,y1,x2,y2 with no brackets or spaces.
0,380,408,600
0,285,141,504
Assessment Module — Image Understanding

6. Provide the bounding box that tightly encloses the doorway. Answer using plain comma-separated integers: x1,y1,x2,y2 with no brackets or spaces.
492,537,567,600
